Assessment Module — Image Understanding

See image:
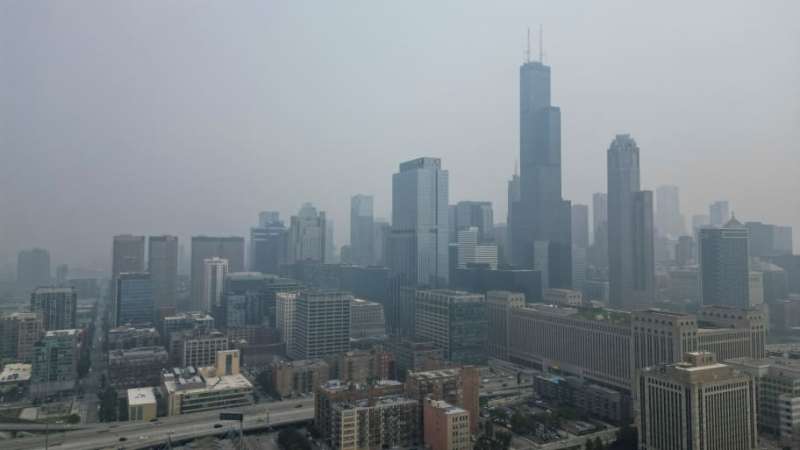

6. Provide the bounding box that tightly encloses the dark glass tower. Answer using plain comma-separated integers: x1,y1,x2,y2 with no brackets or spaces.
510,58,572,288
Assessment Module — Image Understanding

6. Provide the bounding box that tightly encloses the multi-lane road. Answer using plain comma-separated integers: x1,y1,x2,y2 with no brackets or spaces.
4,398,314,450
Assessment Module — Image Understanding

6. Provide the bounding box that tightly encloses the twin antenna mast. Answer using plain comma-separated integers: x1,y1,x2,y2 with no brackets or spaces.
525,25,544,63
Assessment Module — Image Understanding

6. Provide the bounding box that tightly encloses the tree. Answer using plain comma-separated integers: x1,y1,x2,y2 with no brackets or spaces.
277,428,311,450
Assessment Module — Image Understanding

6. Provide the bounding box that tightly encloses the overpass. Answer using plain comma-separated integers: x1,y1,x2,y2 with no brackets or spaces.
0,423,86,432
2,398,314,450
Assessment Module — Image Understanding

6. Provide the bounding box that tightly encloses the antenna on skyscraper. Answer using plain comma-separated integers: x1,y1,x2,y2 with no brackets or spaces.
526,27,531,63
539,25,544,63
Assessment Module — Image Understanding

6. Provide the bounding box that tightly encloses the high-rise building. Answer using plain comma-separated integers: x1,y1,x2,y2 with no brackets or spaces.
16,248,51,289
691,214,711,234
287,203,328,264
405,367,480,434
201,257,228,312
112,235,146,278
114,273,154,327
31,329,80,397
190,236,245,309
510,55,572,289
506,170,521,264
148,235,178,310
455,227,498,270
30,287,77,331
571,204,589,249
607,134,655,308
746,221,794,257
250,211,288,274
655,185,685,238
451,201,494,243
389,157,449,287
675,235,695,267
486,291,525,360
0,312,43,362
290,290,351,360
423,399,471,450
350,195,375,266
372,219,391,267
700,216,750,308
275,291,298,351
350,298,386,340
590,193,609,269
637,352,758,450
414,289,487,365
709,200,730,228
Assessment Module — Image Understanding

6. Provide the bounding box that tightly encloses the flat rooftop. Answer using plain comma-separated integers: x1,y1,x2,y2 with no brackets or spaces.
127,387,156,406
0,363,32,384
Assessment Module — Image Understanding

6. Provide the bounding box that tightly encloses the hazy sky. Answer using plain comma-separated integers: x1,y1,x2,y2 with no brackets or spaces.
1,0,798,271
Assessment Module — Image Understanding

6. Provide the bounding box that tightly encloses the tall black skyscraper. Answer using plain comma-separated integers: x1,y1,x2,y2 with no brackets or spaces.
607,134,655,308
510,52,571,288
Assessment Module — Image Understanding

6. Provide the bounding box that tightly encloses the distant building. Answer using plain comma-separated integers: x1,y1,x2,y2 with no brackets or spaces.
31,329,80,397
543,288,583,307
667,268,700,303
709,200,730,227
201,257,228,312
655,185,685,237
160,312,214,345
107,326,160,350
190,236,245,310
114,272,153,327
675,235,695,267
223,272,300,327
451,201,494,243
290,290,351,360
423,399,471,450
350,298,386,340
112,235,146,279
389,157,449,287
590,193,608,269
486,291,525,360
700,215,750,308
288,203,328,264
451,266,542,304
372,219,391,267
30,286,77,331
250,211,288,274
16,248,50,290
148,235,178,310
270,359,329,398
414,290,487,365
350,195,375,266
386,337,445,381
0,312,42,362
746,221,794,257
637,352,758,450
571,204,590,249
455,227,498,270
108,346,169,390
127,387,157,422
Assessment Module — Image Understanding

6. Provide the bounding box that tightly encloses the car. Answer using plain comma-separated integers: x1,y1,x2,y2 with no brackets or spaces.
118,437,127,442
149,418,158,422
295,404,303,408
213,423,223,428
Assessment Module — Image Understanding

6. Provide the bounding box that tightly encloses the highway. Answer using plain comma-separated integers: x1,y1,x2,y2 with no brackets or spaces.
3,398,314,450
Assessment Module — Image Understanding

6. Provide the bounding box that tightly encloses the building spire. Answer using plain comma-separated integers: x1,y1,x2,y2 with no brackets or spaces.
525,27,531,63
539,24,544,63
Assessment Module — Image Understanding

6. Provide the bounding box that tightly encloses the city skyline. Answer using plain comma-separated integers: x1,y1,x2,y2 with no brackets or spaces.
1,1,798,270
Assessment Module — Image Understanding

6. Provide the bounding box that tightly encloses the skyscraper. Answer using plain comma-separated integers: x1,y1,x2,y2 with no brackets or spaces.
202,257,228,312
510,54,572,288
607,134,655,308
190,236,245,309
16,248,51,289
709,200,730,228
700,215,750,308
249,211,288,274
570,204,589,249
30,287,77,331
148,235,178,310
290,290,351,360
414,289,487,365
451,201,494,242
590,192,608,269
112,235,146,279
372,219,391,267
114,272,154,327
389,157,449,287
655,185,685,237
287,203,327,264
350,194,375,266
455,227,498,270
506,170,521,264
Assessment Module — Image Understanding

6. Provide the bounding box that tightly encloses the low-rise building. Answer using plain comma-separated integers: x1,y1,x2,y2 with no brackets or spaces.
350,298,386,340
108,346,169,389
271,359,330,398
107,326,161,350
328,349,393,384
405,367,480,434
0,363,32,391
127,387,157,421
386,337,445,381
31,329,80,397
543,288,583,307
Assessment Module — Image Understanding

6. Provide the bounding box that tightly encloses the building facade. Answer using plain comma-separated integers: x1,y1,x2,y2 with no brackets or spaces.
30,286,77,331
114,272,153,327
148,235,178,310
414,290,487,365
700,216,750,308
290,290,352,360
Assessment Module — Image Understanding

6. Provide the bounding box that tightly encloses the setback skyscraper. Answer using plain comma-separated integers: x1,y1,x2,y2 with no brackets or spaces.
607,134,655,308
510,55,572,288
350,195,375,266
250,211,288,274
287,203,328,264
700,215,750,308
389,157,449,287
148,235,178,310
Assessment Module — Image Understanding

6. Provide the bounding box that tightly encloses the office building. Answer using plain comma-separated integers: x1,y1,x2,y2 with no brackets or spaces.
201,257,228,312
127,387,157,422
534,374,629,425
372,219,391,266
16,248,50,289
109,346,169,389
655,185,685,238
543,288,583,306
700,215,750,307
709,201,730,228
148,235,178,310
350,298,386,340
250,211,288,274
451,266,542,303
31,329,80,397
387,337,445,381
405,367,480,434
161,312,214,344
510,54,572,289
607,134,655,308
275,291,298,352
0,312,43,362
675,235,694,267
270,359,330,398
178,331,228,368
486,291,525,360
287,202,328,264
190,236,245,309
107,326,160,350
571,204,589,249
350,195,375,266
414,290,487,365
223,271,300,327
423,399,471,450
30,286,77,331
455,227,498,270
591,193,609,269
746,221,794,257
290,290,351,360
637,352,758,450
112,235,146,279
114,272,154,327
389,157,449,287
506,170,521,264
451,201,493,242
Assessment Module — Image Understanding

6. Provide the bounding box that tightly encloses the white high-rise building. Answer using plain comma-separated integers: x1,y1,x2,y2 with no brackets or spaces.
456,227,498,270
202,258,228,312
275,291,298,352
288,203,328,263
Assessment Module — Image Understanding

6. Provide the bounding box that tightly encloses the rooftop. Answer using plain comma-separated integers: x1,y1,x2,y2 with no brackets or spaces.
0,363,32,384
127,387,156,406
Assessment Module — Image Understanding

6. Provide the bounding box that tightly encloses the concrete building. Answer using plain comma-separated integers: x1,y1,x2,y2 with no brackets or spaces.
288,203,328,264
290,290,351,360
674,235,695,267
510,55,572,289
114,272,153,327
190,236,245,310
112,235,146,279
326,349,393,384
405,367,480,434
543,288,583,307
271,359,329,398
201,257,228,312
749,271,764,306
108,346,169,389
16,248,50,290
571,204,590,249
655,185,685,238
389,157,449,287
700,216,750,308
0,363,32,390
350,195,375,266
455,227,498,270
223,271,300,327
506,171,521,265
591,192,609,269
386,337,445,381
423,399,471,450
160,312,214,344
127,387,157,421
327,395,420,450
276,291,298,352
178,331,228,368
534,374,629,424
637,352,758,450
0,312,43,362
414,290,487,365
607,134,655,308
31,329,80,397
350,298,386,340
451,201,494,243
451,266,542,304
667,268,700,303
148,235,178,310
709,200,731,228
250,211,288,274
30,286,77,331
486,291,525,360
